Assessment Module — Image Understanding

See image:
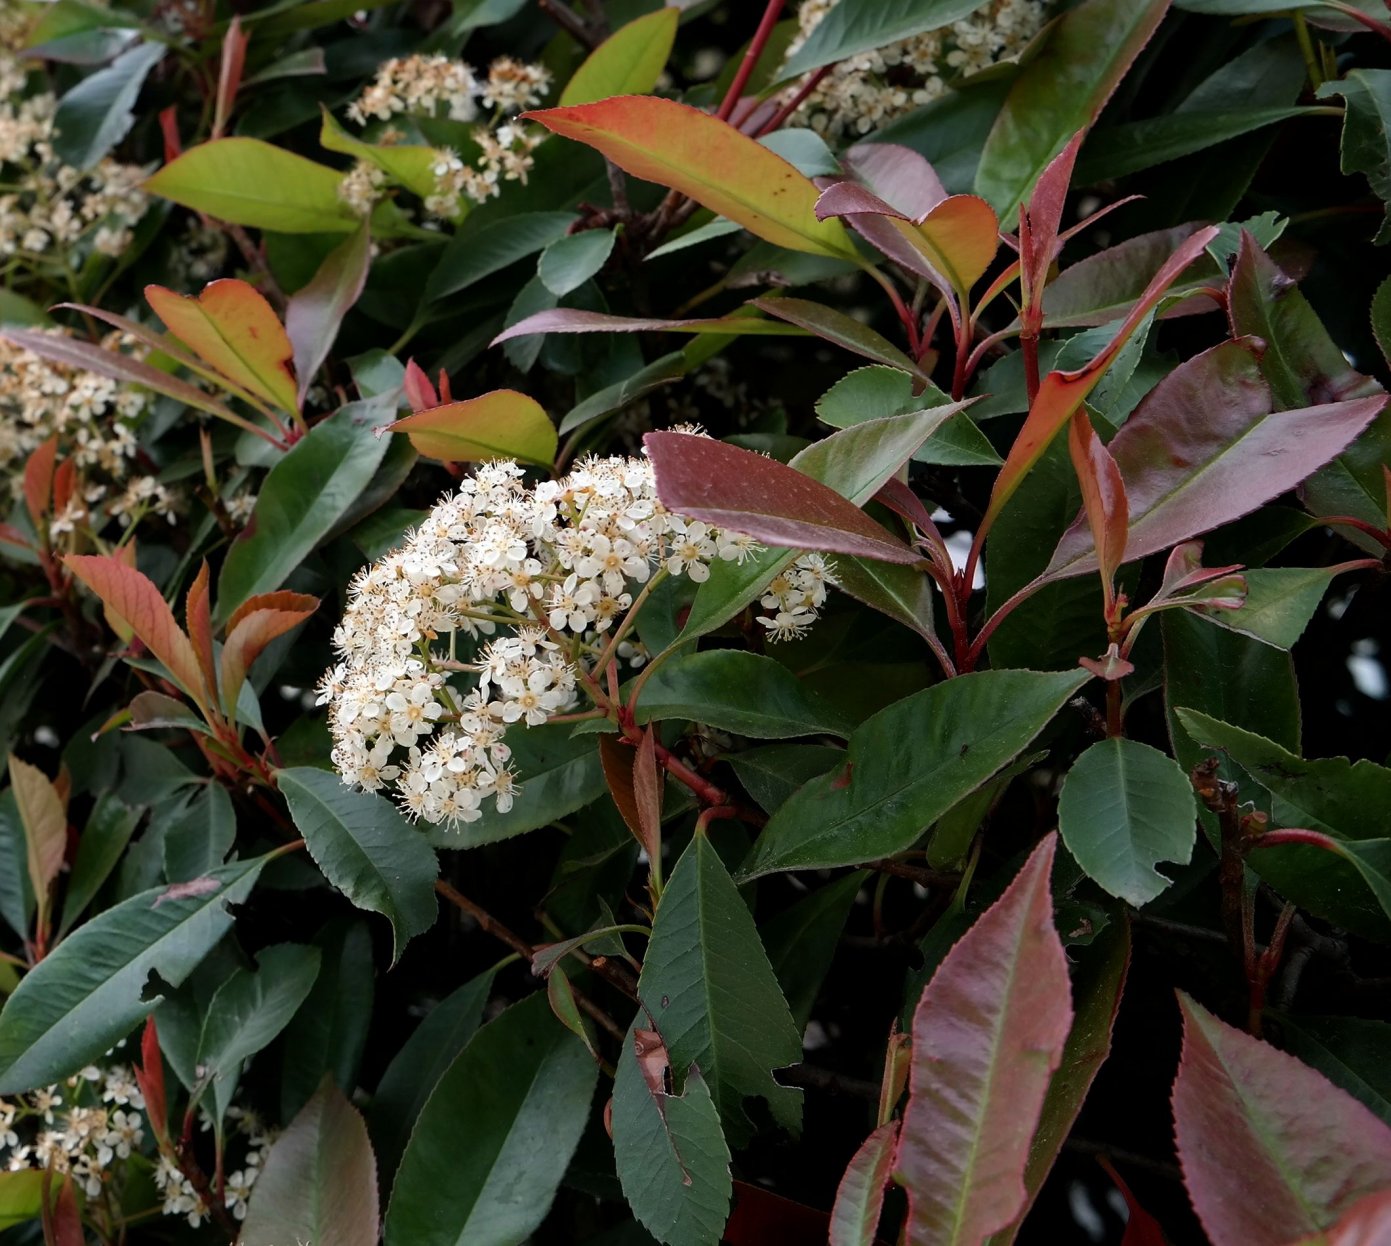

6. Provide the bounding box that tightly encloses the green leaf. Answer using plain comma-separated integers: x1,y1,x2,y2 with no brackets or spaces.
612,1027,733,1246
1373,274,1391,370
780,0,990,80
762,872,864,1032
280,920,375,1120
640,835,803,1141
0,1170,52,1231
144,137,359,233
320,107,438,199
633,650,852,739
559,349,690,435
196,942,321,1123
428,721,606,848
1058,738,1197,906
975,0,1169,226
724,743,845,814
387,389,557,467
58,794,139,936
162,783,235,882
278,767,439,964
560,7,678,106
1191,566,1338,650
539,229,616,297
216,398,391,622
1318,70,1391,244
1176,710,1391,941
369,966,496,1182
51,40,164,168
752,297,927,378
426,212,577,302
240,1082,379,1246
742,669,1090,878
1277,1014,1391,1124
383,991,597,1246
0,855,266,1095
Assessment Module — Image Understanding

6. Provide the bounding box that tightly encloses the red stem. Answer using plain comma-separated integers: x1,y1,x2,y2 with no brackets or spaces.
756,64,833,136
1256,827,1345,854
717,0,785,122
1022,333,1041,406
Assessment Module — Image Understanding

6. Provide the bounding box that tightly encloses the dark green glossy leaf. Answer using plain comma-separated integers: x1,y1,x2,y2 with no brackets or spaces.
751,297,926,378
369,967,496,1183
1318,70,1391,244
51,40,164,168
975,0,1169,226
780,0,990,79
1058,738,1197,906
0,855,266,1094
742,669,1090,877
1373,274,1391,369
426,212,576,302
217,399,392,623
1191,566,1338,650
642,835,802,1141
612,1027,732,1246
162,783,235,883
429,721,606,848
57,794,138,936
762,872,864,1032
539,229,616,297
278,767,439,963
725,743,844,814
384,991,597,1246
633,650,852,739
1276,1014,1391,1124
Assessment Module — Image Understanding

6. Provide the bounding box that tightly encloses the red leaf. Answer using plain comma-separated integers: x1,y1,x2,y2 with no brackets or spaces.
64,554,208,709
1067,407,1128,608
981,225,1220,534
403,358,438,412
22,436,57,531
644,431,919,565
158,105,181,163
1020,130,1085,332
1288,1188,1391,1246
9,753,66,936
285,225,370,407
135,1016,168,1147
1045,340,1388,578
750,295,926,378
52,1175,82,1246
224,589,318,636
598,735,652,858
185,562,218,719
894,834,1073,1245
726,1182,830,1245
146,278,298,413
212,15,248,139
831,1121,899,1246
51,458,75,516
219,603,317,715
1098,1157,1168,1246
385,389,558,467
634,729,662,866
524,96,856,260
1172,993,1391,1246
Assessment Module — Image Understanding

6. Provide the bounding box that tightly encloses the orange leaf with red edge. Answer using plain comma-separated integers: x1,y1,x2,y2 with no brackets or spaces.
219,600,317,714
980,225,1220,535
1067,408,1128,608
8,754,66,936
386,390,557,467
186,562,218,717
64,554,208,709
524,96,857,261
22,436,57,531
146,278,298,413
225,590,319,636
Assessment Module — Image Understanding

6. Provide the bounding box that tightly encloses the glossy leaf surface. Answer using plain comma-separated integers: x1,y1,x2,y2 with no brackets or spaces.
387,389,557,467
559,8,678,106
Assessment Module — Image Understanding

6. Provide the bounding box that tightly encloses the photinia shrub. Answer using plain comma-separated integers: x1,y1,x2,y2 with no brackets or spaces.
0,0,1390,1242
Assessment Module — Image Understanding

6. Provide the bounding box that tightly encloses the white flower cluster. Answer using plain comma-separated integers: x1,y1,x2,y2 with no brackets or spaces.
0,1063,269,1228
782,0,1049,138
319,451,833,828
0,39,148,263
344,54,551,219
0,329,184,530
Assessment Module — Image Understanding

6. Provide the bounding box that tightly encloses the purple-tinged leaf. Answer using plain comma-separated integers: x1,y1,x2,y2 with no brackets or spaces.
831,1121,899,1246
982,226,1220,535
1045,340,1388,578
1019,131,1085,331
491,307,806,346
988,922,1131,1245
1067,408,1128,604
894,834,1073,1245
844,142,947,218
0,325,251,430
644,431,919,565
240,1082,379,1246
1173,993,1391,1246
749,296,925,377
285,225,370,407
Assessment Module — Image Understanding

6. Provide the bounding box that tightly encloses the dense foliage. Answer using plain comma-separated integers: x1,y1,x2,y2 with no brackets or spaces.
1,0,1391,1242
